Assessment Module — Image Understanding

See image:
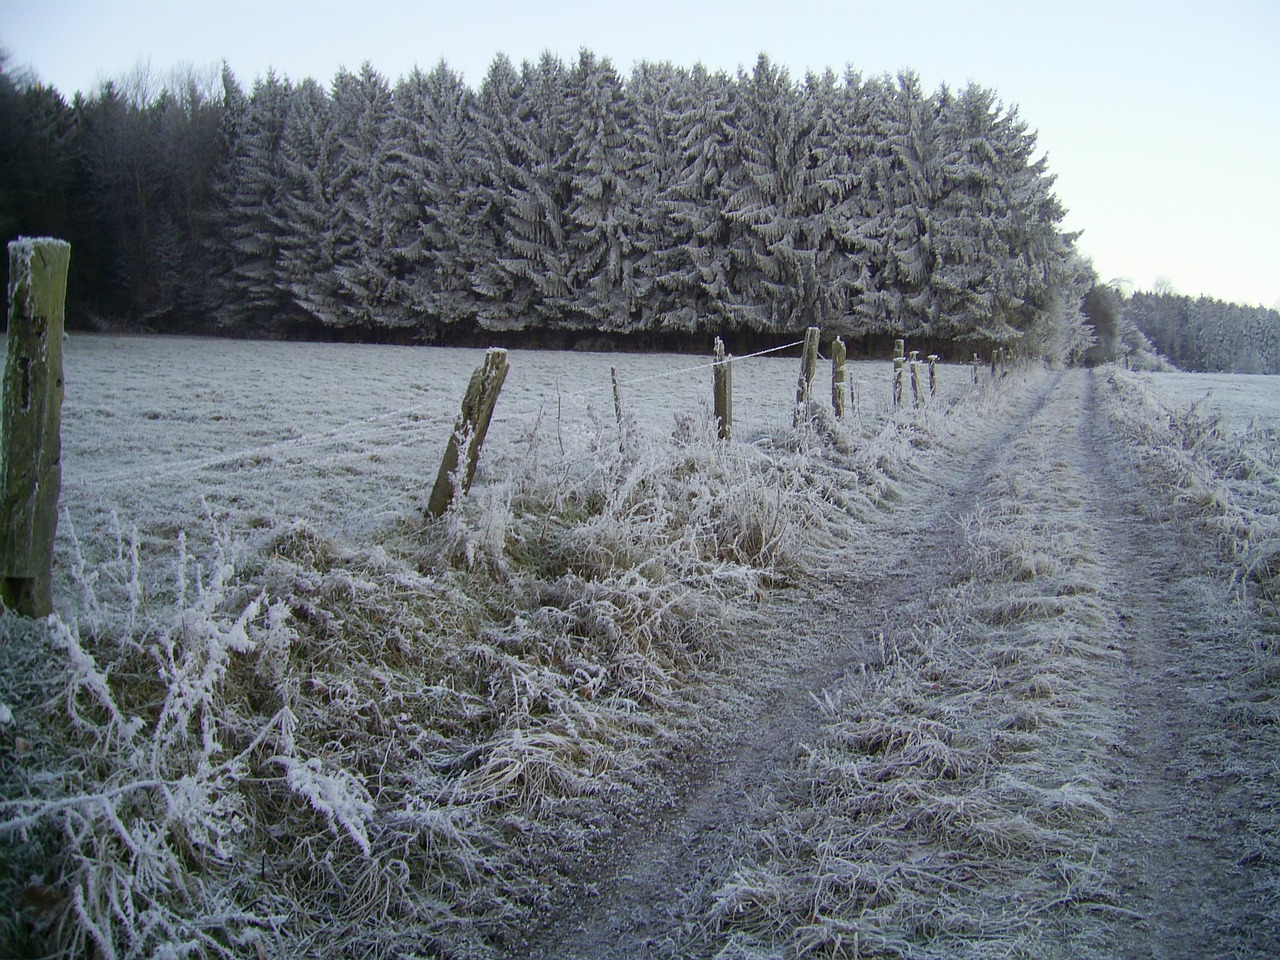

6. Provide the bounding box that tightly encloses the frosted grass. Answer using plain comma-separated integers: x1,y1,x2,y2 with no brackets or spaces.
55,334,937,592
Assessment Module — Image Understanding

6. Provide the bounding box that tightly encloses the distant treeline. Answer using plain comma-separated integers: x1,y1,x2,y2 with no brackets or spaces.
1122,292,1280,375
3,50,1095,354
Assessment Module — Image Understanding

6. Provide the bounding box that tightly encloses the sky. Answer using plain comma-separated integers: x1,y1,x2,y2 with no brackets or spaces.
3,0,1278,309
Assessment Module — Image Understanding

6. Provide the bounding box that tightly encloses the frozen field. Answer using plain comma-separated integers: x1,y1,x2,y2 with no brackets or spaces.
1141,368,1280,431
58,333,919,564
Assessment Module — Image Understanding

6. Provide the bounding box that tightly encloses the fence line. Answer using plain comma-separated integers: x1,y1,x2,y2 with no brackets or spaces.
66,338,812,491
611,339,807,388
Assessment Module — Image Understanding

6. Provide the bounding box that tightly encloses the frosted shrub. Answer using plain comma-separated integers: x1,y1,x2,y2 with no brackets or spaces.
1104,370,1280,595
0,551,290,957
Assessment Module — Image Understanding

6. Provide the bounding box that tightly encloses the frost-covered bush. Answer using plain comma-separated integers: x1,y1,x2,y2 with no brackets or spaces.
1103,370,1280,594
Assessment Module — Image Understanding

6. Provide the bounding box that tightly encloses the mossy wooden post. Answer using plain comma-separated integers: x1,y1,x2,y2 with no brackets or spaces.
830,337,848,419
909,350,922,409
427,348,509,518
2,238,71,618
892,338,905,408
927,354,939,398
610,365,627,454
792,326,820,427
712,337,732,440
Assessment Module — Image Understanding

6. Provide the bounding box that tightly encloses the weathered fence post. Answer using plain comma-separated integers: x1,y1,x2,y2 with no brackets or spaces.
892,339,905,408
831,337,848,419
793,326,820,426
611,365,627,454
909,350,922,409
2,238,71,618
427,348,509,518
927,354,939,398
712,337,732,440
972,352,980,385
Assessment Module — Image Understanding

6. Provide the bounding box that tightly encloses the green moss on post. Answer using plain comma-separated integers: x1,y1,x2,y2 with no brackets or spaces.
831,337,848,419
2,238,71,618
793,326,820,427
427,348,510,519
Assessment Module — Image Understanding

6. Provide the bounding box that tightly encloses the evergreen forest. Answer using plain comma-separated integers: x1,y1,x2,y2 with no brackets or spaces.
1122,291,1280,375
0,47,1203,361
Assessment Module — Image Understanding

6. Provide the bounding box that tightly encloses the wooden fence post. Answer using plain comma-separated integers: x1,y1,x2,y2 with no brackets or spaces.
892,338,906,408
2,238,71,618
713,337,732,440
909,350,922,409
793,326,820,426
611,365,627,454
427,348,509,518
927,354,939,398
831,337,848,419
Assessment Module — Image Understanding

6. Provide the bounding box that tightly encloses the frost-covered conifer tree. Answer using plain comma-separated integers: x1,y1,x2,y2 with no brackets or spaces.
468,54,528,331
386,62,483,337
878,71,944,338
207,69,294,332
330,63,398,331
620,60,684,333
564,50,640,331
819,70,883,338
722,54,819,333
928,82,1009,338
498,53,574,328
981,99,1078,345
274,77,343,328
655,63,738,334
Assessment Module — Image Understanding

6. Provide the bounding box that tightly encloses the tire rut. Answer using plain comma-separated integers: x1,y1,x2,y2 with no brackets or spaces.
1075,368,1278,958
509,373,1064,960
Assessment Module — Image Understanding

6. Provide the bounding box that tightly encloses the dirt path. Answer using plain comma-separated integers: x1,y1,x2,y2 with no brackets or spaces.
1074,369,1280,958
509,374,1064,960
507,369,1278,959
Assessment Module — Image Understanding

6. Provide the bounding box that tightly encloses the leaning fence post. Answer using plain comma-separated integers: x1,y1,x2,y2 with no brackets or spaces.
2,238,71,618
427,348,509,518
831,337,848,419
793,326,820,426
713,337,732,440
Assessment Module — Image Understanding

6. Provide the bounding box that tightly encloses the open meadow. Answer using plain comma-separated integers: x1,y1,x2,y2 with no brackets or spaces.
3,336,1279,959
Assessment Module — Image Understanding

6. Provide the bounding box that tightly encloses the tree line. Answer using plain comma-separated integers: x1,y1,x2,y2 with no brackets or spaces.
1122,291,1280,375
2,50,1095,356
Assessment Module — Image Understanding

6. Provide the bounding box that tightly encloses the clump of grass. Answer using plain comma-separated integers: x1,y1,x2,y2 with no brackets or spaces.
1103,370,1280,596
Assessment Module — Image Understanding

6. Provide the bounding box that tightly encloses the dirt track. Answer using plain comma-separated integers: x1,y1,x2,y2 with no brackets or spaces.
510,369,1279,959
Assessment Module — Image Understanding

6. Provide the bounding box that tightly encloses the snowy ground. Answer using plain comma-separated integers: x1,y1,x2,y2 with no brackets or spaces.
1140,369,1280,432
55,334,919,579
4,336,1278,959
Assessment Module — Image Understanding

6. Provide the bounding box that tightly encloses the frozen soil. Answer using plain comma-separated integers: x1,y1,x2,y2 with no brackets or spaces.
509,369,1280,959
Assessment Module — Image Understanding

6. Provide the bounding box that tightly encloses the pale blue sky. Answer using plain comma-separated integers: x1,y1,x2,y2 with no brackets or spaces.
3,0,1278,308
